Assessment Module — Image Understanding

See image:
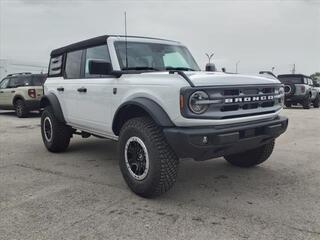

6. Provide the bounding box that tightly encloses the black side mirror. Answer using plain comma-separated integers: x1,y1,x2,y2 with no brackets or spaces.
88,60,113,75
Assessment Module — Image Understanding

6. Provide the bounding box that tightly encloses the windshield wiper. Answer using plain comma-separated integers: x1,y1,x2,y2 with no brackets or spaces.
122,66,160,71
165,67,195,71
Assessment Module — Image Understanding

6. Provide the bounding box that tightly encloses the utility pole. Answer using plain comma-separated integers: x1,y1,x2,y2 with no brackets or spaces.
291,64,296,74
236,60,240,73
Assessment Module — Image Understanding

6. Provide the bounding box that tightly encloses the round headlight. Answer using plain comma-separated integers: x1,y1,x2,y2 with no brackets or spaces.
189,91,209,114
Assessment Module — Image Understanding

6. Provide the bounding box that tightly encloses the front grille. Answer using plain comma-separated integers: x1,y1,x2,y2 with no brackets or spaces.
182,84,283,119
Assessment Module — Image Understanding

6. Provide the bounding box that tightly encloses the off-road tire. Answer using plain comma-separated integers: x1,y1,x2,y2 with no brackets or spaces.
41,106,71,152
119,117,179,198
302,95,311,109
313,94,319,108
224,140,275,168
15,99,29,118
285,102,292,108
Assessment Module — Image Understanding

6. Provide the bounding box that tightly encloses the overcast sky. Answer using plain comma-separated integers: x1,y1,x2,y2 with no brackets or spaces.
0,0,319,75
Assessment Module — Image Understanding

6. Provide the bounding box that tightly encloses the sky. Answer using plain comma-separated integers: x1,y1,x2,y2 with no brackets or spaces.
0,0,319,75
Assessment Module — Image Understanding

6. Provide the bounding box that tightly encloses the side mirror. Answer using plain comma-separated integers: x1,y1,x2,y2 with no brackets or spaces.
88,60,113,75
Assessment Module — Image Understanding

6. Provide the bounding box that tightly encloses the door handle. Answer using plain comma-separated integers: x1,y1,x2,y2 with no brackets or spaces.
57,87,64,92
77,87,87,93
0,91,3,93
11,90,15,93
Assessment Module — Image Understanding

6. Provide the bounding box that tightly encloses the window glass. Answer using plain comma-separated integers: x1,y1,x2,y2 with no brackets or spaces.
114,41,200,71
32,75,46,86
8,76,32,88
163,52,189,68
0,79,9,89
278,76,304,84
85,45,111,77
65,50,82,79
49,55,63,76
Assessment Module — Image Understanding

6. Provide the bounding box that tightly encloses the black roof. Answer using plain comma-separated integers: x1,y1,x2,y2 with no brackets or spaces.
50,35,178,57
278,74,310,78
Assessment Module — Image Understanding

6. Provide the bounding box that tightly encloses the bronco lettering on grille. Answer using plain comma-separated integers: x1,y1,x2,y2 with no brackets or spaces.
225,95,274,103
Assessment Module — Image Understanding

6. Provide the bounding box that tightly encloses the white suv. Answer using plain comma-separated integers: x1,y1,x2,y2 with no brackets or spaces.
41,35,288,197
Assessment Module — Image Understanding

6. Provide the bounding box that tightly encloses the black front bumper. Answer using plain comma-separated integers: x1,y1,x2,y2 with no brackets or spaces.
163,116,288,161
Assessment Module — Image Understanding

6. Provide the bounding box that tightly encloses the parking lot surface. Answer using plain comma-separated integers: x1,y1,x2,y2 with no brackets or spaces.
0,108,319,240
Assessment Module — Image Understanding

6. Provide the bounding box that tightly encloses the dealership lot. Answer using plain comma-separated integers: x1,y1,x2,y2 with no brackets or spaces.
0,108,319,240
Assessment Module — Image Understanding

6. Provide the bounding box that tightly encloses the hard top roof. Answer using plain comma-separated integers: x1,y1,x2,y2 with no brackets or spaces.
50,35,179,57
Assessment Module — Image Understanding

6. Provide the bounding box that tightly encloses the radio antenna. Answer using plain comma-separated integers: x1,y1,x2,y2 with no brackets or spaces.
124,11,128,69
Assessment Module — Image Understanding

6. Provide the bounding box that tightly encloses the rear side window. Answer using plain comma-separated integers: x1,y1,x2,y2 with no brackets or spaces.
65,50,83,79
31,75,46,86
8,76,32,87
48,55,63,77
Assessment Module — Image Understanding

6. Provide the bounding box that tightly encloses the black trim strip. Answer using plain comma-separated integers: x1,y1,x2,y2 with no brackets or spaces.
169,70,195,87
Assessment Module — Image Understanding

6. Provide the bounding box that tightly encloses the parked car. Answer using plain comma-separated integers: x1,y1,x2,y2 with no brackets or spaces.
313,79,320,94
277,74,319,109
0,72,46,117
40,35,288,197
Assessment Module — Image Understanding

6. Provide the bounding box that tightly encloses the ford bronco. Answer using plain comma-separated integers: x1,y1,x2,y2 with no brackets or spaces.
278,74,319,109
41,35,288,197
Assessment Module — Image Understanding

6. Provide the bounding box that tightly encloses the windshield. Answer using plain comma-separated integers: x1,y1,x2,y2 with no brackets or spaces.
114,41,200,71
278,76,303,84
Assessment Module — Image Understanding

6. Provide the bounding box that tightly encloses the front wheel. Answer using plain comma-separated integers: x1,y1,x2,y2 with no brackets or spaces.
313,94,319,108
224,140,275,168
41,106,72,152
119,117,179,198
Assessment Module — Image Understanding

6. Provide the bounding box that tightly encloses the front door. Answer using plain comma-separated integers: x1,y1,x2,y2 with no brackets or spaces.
0,78,14,108
63,45,113,135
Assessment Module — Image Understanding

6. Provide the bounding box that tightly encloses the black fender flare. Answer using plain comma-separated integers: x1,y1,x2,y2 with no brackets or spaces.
12,95,25,105
40,93,65,122
112,97,175,135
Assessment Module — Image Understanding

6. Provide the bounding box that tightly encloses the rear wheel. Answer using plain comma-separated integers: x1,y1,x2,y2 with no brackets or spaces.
15,99,29,118
302,95,311,109
224,140,275,168
41,106,72,152
119,117,179,198
285,102,292,108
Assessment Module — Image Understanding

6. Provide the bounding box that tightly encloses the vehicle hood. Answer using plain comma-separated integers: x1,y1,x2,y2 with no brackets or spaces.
184,71,280,86
130,71,281,87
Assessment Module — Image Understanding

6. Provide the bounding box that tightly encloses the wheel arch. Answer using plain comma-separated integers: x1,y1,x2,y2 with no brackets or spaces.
112,97,174,136
12,95,25,105
40,93,65,122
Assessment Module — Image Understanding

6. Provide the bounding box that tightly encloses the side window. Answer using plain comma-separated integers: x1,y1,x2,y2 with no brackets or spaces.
8,76,31,88
65,50,83,79
85,45,111,78
0,78,9,89
49,55,63,76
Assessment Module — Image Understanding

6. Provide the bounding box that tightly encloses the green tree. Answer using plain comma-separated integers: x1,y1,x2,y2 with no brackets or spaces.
310,72,320,80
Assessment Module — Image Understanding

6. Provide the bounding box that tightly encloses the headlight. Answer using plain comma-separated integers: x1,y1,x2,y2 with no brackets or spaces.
278,86,285,107
189,91,209,114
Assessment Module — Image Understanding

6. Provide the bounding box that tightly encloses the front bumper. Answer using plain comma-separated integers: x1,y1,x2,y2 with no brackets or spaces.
163,116,288,161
